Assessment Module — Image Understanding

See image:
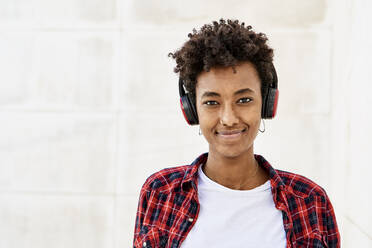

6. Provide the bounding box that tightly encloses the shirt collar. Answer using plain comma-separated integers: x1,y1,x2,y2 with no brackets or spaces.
181,152,289,193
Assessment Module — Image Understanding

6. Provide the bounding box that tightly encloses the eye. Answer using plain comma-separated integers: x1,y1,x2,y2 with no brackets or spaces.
237,97,252,104
203,100,219,106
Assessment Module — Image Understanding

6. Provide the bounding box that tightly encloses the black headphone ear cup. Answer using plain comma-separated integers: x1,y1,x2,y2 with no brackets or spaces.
262,88,279,119
180,95,199,125
261,88,268,118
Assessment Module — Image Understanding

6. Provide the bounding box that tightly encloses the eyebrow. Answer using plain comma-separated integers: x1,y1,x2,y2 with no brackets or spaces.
201,88,255,98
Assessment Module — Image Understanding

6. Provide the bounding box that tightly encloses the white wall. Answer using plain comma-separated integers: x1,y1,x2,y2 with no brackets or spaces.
0,0,371,247
329,0,372,245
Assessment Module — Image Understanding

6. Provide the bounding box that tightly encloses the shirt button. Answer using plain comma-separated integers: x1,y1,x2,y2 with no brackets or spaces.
143,241,147,247
188,218,194,222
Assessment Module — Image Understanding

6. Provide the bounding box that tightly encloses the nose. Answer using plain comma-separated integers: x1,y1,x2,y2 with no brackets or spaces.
219,104,239,126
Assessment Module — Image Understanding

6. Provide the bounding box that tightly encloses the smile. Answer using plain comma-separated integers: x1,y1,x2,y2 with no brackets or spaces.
215,128,246,139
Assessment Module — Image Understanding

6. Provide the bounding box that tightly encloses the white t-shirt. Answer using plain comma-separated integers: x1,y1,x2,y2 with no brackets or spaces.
180,164,287,248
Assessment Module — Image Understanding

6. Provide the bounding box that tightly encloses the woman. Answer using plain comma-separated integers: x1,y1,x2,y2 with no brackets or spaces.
133,19,340,248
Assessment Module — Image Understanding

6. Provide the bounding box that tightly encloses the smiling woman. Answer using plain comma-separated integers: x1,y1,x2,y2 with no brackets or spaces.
132,19,340,248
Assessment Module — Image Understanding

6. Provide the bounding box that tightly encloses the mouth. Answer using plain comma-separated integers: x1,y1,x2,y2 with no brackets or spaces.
215,128,247,139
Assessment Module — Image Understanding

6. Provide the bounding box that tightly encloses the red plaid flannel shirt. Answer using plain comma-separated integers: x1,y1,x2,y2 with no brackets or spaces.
133,153,340,248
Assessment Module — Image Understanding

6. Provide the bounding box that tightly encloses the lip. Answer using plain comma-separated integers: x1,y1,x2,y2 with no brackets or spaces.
216,128,246,139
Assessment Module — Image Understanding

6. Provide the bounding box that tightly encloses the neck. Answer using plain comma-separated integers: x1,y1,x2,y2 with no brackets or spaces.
203,146,268,190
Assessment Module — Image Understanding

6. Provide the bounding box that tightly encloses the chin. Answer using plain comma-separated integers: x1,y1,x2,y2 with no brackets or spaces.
211,145,252,159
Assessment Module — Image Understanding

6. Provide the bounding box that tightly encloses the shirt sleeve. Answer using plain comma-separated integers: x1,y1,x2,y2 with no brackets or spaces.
324,194,341,248
132,181,150,247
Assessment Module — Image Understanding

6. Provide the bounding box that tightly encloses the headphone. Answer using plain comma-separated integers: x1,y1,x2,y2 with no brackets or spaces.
179,63,279,125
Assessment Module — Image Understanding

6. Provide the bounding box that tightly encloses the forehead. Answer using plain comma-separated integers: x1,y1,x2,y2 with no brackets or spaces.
195,62,261,95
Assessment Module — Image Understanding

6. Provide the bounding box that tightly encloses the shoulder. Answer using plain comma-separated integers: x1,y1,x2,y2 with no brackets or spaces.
140,165,190,192
255,153,329,199
275,169,340,242
276,169,328,199
138,153,206,196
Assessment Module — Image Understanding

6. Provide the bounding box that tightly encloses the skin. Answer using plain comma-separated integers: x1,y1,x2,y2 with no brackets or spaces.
195,61,269,190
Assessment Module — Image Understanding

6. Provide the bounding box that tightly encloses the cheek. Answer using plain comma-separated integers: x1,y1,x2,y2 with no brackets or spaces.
197,111,219,141
241,105,261,124
198,112,216,132
250,118,261,138
244,117,260,137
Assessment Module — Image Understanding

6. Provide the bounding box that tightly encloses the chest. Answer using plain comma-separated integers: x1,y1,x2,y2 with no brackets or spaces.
134,190,329,248
181,189,287,248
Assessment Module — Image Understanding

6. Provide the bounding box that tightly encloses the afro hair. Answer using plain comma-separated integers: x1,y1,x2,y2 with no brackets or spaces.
168,18,275,104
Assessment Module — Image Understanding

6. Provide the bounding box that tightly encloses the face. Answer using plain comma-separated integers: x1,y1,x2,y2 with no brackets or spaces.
195,62,262,159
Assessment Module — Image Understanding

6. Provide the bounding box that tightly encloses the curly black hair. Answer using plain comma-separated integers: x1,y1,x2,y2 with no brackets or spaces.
168,18,275,104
